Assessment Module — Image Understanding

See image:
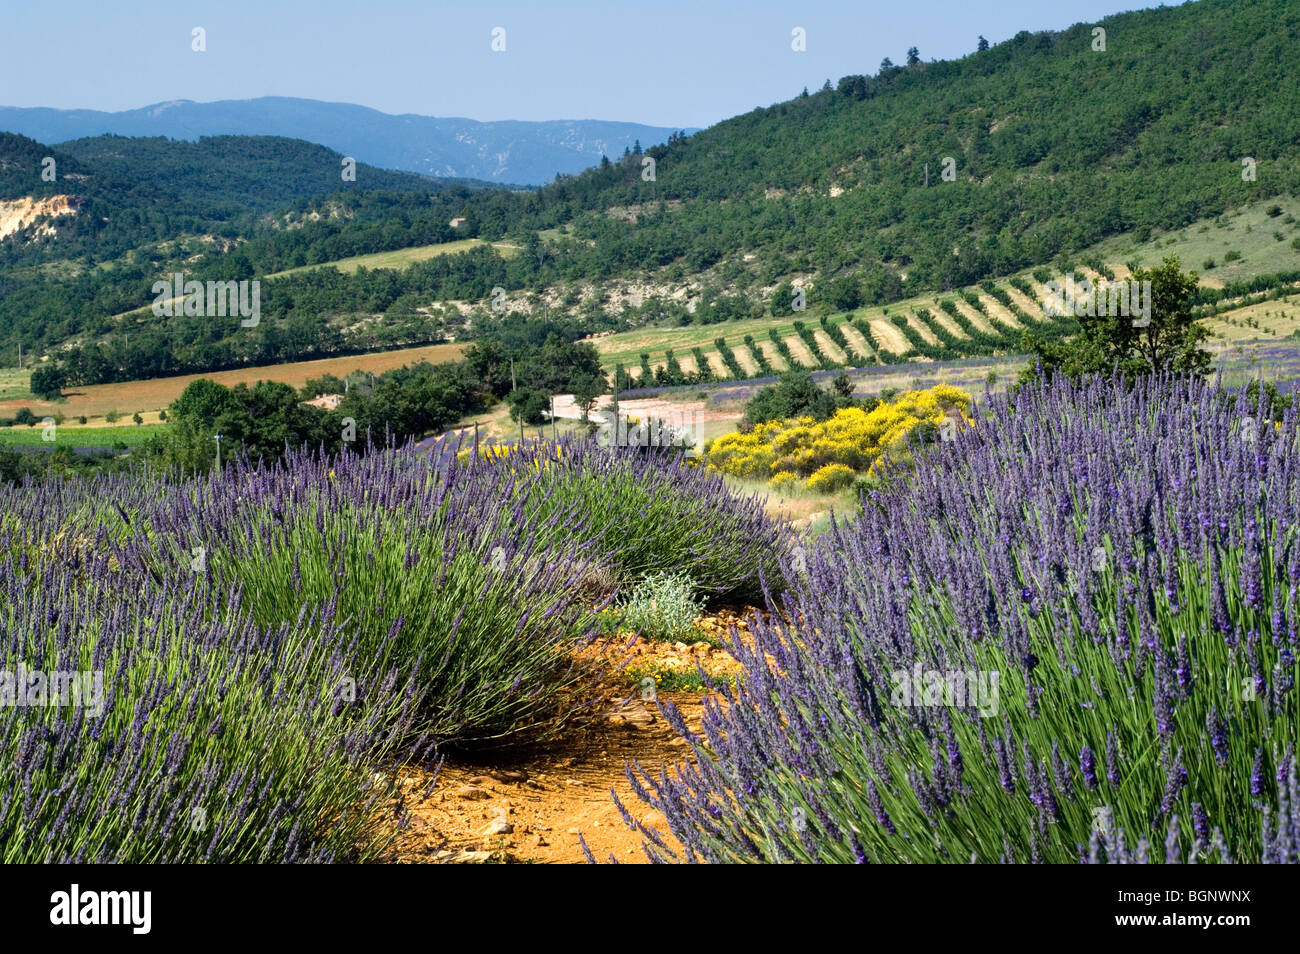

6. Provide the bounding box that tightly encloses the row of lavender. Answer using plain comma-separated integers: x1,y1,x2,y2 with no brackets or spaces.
0,439,785,862
625,375,1300,863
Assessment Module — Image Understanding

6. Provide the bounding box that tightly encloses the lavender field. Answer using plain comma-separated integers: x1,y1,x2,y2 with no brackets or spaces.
622,375,1300,863
5,373,1298,864
0,440,784,862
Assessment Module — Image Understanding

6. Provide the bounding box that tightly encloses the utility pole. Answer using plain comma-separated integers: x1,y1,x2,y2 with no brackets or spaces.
16,341,20,370
924,163,930,188
213,433,222,473
511,355,523,443
610,372,620,447
550,394,557,441
473,420,480,457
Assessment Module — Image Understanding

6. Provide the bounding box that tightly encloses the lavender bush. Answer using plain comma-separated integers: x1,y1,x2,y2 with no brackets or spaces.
1,432,785,860
501,437,789,603
124,446,610,745
0,527,421,862
622,374,1300,863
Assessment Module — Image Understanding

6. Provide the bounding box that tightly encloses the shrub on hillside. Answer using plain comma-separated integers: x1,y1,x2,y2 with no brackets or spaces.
742,369,839,427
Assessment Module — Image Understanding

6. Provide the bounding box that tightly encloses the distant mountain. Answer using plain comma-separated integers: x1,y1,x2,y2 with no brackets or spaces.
0,98,694,186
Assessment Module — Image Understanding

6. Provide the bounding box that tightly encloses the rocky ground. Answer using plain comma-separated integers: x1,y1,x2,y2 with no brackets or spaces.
383,609,761,864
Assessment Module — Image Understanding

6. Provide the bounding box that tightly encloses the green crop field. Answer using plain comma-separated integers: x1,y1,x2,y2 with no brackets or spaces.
0,424,165,447
593,204,1300,389
596,272,1079,384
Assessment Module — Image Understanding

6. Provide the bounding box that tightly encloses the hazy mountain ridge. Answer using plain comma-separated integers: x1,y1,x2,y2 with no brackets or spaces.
0,97,694,185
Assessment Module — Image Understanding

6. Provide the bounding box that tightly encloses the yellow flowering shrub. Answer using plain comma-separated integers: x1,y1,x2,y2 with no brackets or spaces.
704,384,972,490
769,471,802,491
805,462,855,493
454,440,566,475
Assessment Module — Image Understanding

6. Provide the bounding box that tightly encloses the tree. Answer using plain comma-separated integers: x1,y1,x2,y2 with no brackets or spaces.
29,364,65,400
213,381,331,465
743,370,839,427
1021,257,1211,384
142,415,214,476
907,47,920,67
977,35,990,52
519,335,604,394
506,387,549,427
879,57,894,73
572,372,607,424
825,274,864,311
171,379,239,429
770,280,796,316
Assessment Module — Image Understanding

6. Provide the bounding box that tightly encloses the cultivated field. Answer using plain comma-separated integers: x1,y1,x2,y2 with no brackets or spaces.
0,343,465,421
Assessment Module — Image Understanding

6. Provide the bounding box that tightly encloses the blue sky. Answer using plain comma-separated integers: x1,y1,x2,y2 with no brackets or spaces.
1,0,1186,128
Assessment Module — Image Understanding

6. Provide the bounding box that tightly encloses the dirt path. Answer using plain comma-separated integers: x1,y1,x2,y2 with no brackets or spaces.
865,317,910,354
813,328,848,364
755,338,789,371
389,690,710,864
550,395,734,424
387,610,762,864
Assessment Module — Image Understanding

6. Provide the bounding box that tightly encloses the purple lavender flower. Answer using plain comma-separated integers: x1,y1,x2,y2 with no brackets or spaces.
1106,731,1120,787
1252,748,1267,798
1080,745,1098,790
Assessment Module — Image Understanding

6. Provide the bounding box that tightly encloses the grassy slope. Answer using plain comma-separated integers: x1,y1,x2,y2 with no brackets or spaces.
264,238,520,278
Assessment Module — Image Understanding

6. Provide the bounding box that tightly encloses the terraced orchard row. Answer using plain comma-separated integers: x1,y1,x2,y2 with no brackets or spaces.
606,270,1100,387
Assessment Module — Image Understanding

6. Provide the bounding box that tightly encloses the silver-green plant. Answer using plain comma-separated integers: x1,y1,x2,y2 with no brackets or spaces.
617,571,704,643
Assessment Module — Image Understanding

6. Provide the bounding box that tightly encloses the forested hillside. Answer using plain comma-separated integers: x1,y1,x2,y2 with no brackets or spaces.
0,133,488,264
3,0,1299,385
